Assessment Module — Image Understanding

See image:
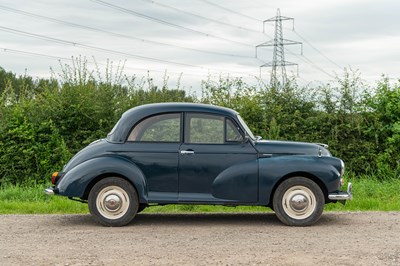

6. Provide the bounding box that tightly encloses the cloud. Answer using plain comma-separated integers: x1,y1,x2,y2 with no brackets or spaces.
0,0,399,91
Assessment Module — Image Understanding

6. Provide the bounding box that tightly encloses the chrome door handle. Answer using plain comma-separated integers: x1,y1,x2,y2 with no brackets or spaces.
180,150,194,155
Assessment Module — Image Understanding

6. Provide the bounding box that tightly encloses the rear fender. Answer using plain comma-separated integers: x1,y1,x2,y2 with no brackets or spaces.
56,156,148,203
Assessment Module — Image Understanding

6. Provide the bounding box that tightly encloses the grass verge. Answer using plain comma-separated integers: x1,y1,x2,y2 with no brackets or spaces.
0,177,399,214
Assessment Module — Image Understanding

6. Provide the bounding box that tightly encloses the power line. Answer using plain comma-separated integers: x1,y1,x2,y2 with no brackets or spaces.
1,47,72,62
1,47,263,81
0,3,338,82
284,47,336,79
0,26,199,68
89,0,254,48
194,2,339,76
262,21,343,71
0,4,253,59
292,29,342,70
140,0,263,35
255,11,336,81
198,0,263,23
0,27,261,78
300,54,336,79
0,47,201,78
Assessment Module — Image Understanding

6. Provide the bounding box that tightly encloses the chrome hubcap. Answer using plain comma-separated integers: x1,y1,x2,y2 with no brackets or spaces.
282,186,316,220
290,194,308,212
96,186,130,220
104,194,122,212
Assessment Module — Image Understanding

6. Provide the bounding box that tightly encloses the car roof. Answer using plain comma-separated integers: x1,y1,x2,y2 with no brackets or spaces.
107,102,239,143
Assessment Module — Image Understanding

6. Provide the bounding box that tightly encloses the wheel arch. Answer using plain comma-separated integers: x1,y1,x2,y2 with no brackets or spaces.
269,171,328,207
57,156,148,203
82,173,141,201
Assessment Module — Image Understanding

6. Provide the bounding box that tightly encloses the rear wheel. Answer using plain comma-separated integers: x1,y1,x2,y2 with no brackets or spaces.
273,177,324,226
88,177,139,227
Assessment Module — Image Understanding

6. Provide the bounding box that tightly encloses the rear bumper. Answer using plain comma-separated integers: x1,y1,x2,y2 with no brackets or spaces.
328,182,353,201
45,186,57,195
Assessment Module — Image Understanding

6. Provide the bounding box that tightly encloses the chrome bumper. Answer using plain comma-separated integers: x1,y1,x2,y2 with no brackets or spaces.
44,187,55,195
328,182,353,201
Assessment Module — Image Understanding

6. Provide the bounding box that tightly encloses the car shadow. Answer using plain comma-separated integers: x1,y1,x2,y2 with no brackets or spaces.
52,212,348,228
132,212,282,227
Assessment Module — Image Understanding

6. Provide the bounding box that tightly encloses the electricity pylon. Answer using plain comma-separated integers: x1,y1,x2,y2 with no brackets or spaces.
256,9,302,87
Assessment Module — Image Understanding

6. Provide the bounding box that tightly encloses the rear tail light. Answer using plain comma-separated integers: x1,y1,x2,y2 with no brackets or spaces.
51,172,60,185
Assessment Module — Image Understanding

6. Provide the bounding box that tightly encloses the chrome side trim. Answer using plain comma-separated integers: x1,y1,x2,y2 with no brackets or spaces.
261,153,272,158
180,150,194,155
328,183,353,201
44,187,55,195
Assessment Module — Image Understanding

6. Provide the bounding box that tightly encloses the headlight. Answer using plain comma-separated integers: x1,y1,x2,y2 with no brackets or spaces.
340,160,345,177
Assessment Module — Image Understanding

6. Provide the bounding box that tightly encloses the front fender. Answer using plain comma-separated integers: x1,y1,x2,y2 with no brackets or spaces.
211,159,258,202
258,156,342,205
56,156,148,203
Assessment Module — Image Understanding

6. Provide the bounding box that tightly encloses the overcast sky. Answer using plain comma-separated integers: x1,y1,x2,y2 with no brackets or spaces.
0,0,399,92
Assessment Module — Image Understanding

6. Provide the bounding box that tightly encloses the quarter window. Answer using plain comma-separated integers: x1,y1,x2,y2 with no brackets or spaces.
226,119,243,142
128,113,181,142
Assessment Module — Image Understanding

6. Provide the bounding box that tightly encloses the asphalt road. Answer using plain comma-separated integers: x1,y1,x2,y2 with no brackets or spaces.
1,212,399,265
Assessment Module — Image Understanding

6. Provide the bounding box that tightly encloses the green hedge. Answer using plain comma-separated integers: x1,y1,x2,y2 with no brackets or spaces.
0,64,399,185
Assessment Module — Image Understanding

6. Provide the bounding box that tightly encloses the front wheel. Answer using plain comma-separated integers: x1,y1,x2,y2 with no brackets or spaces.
273,177,324,226
88,177,139,227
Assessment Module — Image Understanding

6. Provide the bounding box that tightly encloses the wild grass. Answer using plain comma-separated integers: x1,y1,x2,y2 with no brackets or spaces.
324,177,400,212
0,185,87,214
0,177,399,214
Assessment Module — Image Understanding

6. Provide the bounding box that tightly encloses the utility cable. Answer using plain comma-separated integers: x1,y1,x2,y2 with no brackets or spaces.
0,26,199,68
263,21,343,70
89,0,254,48
0,27,262,78
292,29,342,70
197,0,263,23
285,47,336,79
0,4,254,59
140,0,263,34
0,47,203,78
1,47,72,61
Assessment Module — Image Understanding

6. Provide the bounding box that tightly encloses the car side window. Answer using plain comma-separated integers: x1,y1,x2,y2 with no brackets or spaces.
128,113,181,142
185,113,242,144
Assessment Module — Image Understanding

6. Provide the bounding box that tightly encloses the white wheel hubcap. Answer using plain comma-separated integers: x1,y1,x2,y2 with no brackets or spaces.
96,186,130,220
282,185,316,220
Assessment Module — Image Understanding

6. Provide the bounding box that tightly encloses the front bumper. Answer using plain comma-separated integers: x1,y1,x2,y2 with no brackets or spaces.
328,182,353,201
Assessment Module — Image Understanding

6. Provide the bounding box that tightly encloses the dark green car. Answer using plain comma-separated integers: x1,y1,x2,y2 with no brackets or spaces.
46,103,352,226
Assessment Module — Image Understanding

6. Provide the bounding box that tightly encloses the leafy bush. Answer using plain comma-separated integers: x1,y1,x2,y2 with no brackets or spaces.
0,104,70,185
0,63,399,185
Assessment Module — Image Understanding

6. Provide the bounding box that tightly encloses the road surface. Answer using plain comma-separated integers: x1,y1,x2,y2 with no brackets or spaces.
1,212,399,265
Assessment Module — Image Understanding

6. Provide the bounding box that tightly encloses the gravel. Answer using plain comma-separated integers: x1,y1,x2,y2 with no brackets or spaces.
1,212,399,265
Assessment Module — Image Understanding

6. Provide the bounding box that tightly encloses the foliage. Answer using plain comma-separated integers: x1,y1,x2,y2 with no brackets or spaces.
0,60,194,185
0,61,399,185
0,102,70,185
364,77,400,178
200,70,399,179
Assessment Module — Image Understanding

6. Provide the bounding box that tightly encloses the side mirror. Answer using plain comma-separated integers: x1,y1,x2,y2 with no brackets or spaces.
242,135,250,143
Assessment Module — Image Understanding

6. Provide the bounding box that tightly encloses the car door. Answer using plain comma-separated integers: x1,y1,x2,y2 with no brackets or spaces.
178,113,258,203
123,112,182,203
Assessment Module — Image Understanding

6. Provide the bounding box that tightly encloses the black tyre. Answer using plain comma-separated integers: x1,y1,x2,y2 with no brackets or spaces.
88,177,139,227
273,177,324,226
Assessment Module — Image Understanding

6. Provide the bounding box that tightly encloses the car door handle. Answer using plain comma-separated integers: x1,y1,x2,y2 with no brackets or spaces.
180,150,195,155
